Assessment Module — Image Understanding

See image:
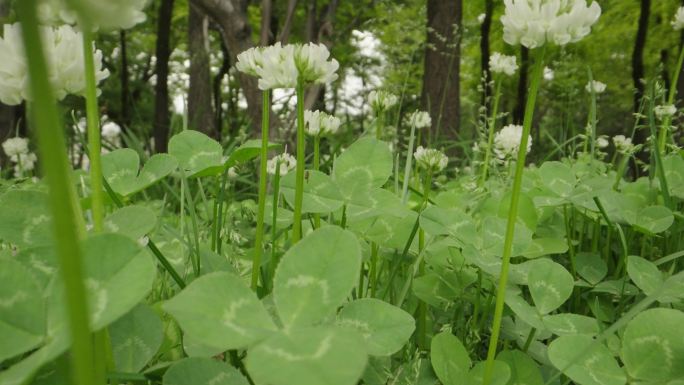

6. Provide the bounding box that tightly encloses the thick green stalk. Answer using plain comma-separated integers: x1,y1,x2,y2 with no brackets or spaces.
81,30,104,232
252,91,270,290
480,78,503,185
482,47,545,385
292,83,306,242
659,45,684,152
16,3,96,385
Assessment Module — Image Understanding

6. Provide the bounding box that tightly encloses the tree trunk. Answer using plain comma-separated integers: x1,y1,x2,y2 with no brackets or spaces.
153,0,175,153
632,0,649,113
190,0,263,131
480,0,494,105
514,46,529,124
188,5,216,138
214,39,231,137
119,30,130,129
421,0,462,145
278,0,298,43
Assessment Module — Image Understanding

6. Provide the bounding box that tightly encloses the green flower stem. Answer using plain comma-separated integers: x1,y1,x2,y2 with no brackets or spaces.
81,30,111,384
269,162,282,290
81,30,105,232
313,135,321,229
369,242,379,297
16,2,97,385
292,82,306,243
416,168,432,351
252,91,270,290
376,111,384,140
480,78,503,185
482,47,545,385
181,172,201,276
583,69,598,157
401,124,417,204
659,45,684,152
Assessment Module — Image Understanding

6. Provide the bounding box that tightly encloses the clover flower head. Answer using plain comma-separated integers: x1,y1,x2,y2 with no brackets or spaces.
256,43,298,90
12,152,38,177
489,52,519,76
406,110,432,129
477,13,487,24
368,90,398,111
544,66,555,81
494,124,532,159
585,80,606,94
596,135,609,149
38,0,149,31
0,23,109,105
654,104,677,120
613,135,634,153
101,119,122,140
294,43,339,85
2,137,29,157
304,110,341,136
414,146,448,172
673,7,684,30
501,0,601,49
267,153,297,175
235,46,264,78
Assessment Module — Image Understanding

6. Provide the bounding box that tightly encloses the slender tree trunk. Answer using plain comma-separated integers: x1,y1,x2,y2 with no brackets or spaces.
260,0,273,45
153,0,174,153
480,0,494,105
119,30,130,129
190,0,263,131
514,46,529,124
677,0,684,103
278,0,298,43
214,39,231,137
188,5,216,138
632,0,650,113
421,0,462,144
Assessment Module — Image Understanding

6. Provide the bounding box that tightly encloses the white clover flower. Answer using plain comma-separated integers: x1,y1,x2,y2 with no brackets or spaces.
304,110,341,136
596,135,609,149
477,13,487,24
489,52,519,76
654,104,677,120
256,43,298,90
235,46,264,78
0,24,29,105
294,43,339,85
368,90,398,111
2,137,29,157
501,0,601,49
414,146,448,172
227,166,239,180
38,0,149,31
406,110,432,129
12,152,38,177
494,124,532,159
0,23,109,105
613,135,634,153
544,66,555,81
266,153,297,175
51,25,109,99
673,7,684,30
585,80,606,94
